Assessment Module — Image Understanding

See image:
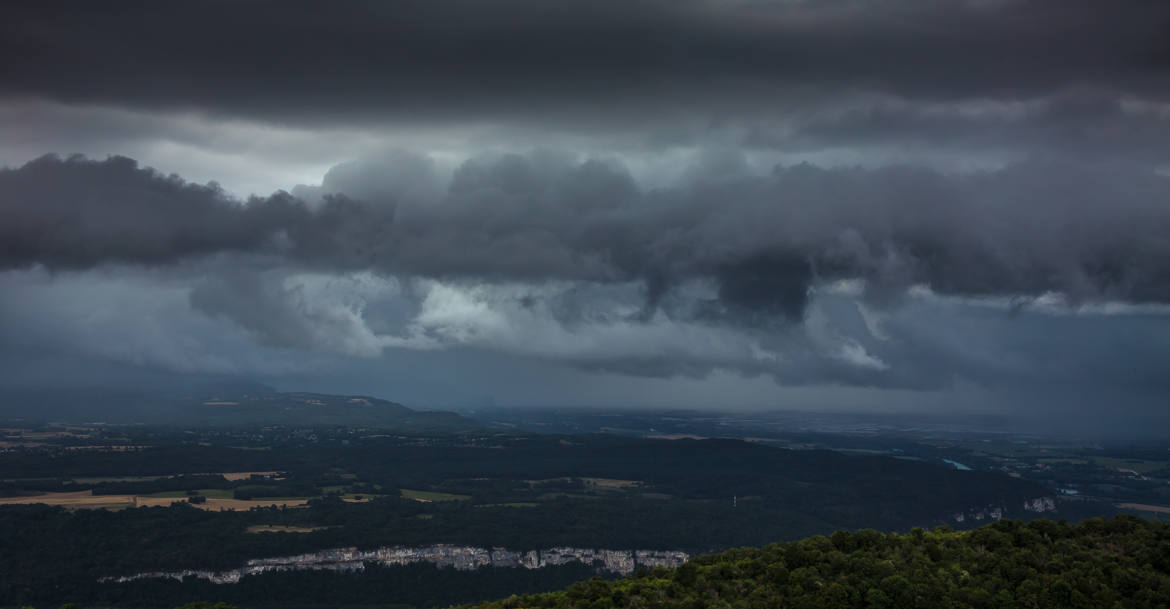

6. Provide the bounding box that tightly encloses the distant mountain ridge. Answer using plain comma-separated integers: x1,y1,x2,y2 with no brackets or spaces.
0,387,478,431
192,391,473,429
199,392,413,414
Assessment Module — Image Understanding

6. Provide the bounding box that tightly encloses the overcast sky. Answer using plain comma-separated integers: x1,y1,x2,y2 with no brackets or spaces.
2,1,1169,430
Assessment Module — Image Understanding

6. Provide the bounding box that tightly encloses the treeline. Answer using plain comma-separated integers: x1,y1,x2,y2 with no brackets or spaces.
466,516,1170,609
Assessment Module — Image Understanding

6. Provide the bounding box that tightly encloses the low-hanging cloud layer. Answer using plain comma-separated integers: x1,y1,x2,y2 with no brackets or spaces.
1,0,1169,420
3,150,1169,393
5,152,1169,307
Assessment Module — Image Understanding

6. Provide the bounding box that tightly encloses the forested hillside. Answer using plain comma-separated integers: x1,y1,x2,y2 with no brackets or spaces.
465,517,1170,609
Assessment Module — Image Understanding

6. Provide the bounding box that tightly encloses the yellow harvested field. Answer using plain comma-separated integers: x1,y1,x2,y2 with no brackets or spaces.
1117,503,1170,514
0,440,48,448
0,490,134,509
1,430,88,440
0,490,310,511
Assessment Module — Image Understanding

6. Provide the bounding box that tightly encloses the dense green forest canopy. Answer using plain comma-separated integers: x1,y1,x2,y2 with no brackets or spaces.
464,517,1170,609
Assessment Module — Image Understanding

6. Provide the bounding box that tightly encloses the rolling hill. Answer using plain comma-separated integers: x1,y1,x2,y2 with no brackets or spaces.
0,387,478,431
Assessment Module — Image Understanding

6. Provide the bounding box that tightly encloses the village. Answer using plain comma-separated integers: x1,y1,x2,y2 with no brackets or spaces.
101,544,691,585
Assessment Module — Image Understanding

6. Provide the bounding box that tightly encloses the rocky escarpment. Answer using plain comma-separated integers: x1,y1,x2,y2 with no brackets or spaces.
100,544,690,584
951,496,1057,524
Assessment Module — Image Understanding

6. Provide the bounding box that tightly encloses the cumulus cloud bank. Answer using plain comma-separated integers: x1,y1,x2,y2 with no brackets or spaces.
5,152,1169,308
1,149,1168,394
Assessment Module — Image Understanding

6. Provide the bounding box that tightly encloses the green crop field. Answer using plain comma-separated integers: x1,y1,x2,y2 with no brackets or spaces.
400,488,470,502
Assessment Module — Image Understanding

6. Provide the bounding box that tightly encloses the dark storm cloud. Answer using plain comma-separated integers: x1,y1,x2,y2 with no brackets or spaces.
0,154,269,268
2,0,1167,123
759,88,1170,165
5,152,1170,328
713,253,812,325
0,154,397,270
3,1,1169,417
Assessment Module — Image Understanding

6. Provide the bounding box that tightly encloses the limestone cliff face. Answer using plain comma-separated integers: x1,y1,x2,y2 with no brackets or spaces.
1022,497,1057,513
100,544,691,584
950,496,1057,524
